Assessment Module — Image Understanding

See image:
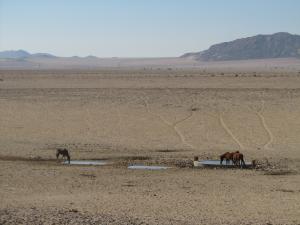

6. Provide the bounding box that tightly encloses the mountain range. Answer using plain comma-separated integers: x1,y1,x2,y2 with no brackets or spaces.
182,32,300,61
0,50,100,60
1,32,300,64
0,50,58,59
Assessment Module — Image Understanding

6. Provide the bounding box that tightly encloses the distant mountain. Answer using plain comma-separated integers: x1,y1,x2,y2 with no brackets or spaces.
0,50,100,60
31,53,56,58
182,32,300,61
0,50,31,59
0,50,56,59
85,55,98,59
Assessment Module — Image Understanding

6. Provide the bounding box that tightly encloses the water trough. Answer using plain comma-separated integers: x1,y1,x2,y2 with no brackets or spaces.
62,160,109,166
194,160,254,168
128,165,171,170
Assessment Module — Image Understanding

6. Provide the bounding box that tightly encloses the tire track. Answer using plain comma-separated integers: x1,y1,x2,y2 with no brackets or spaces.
173,111,196,149
219,112,244,150
141,93,196,150
212,91,244,150
142,98,172,127
166,89,198,149
256,99,274,150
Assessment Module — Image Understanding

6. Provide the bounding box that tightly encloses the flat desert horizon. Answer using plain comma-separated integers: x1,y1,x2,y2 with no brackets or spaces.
0,67,299,225
1,56,300,73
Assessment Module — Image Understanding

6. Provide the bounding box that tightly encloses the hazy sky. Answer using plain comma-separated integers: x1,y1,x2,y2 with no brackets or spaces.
1,0,300,57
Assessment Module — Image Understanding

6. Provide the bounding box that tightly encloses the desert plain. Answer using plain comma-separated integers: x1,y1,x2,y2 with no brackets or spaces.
0,67,300,225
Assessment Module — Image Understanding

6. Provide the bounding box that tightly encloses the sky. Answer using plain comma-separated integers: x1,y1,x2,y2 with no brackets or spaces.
0,0,300,57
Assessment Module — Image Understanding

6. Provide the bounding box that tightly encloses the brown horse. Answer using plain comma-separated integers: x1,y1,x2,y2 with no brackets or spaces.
232,151,246,168
56,148,70,164
220,152,234,165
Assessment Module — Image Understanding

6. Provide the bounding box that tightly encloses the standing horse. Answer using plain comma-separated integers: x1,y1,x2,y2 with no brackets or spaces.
56,148,71,164
232,151,246,168
220,152,234,165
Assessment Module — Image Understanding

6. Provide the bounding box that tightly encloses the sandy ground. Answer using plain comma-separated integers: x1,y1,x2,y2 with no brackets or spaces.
0,69,299,225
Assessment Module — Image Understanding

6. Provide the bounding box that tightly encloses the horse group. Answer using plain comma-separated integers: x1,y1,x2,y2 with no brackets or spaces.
56,148,246,168
220,151,246,168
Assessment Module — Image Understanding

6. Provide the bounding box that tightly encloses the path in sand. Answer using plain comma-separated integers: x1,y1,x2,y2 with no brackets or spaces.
256,99,274,150
219,113,244,150
141,92,196,150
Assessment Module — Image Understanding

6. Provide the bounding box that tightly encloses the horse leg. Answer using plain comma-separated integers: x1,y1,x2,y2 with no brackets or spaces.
235,158,239,168
232,158,236,166
63,155,68,163
232,157,237,167
62,154,67,162
241,158,246,168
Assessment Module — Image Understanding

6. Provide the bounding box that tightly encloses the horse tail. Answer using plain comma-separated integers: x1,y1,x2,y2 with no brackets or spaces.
56,150,60,159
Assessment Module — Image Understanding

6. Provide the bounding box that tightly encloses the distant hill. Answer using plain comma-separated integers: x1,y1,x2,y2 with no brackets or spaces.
182,32,300,61
31,53,57,58
0,50,100,60
0,50,56,59
0,50,31,59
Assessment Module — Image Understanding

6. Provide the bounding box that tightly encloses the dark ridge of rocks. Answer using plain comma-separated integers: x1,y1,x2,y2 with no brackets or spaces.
182,32,300,61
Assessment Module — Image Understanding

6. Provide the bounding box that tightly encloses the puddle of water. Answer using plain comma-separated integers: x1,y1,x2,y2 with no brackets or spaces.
128,165,171,170
201,160,235,166
198,160,252,167
62,160,109,166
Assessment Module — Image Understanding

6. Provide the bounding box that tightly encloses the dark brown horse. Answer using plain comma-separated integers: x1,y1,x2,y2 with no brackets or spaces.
220,152,234,165
232,151,246,168
56,148,70,164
